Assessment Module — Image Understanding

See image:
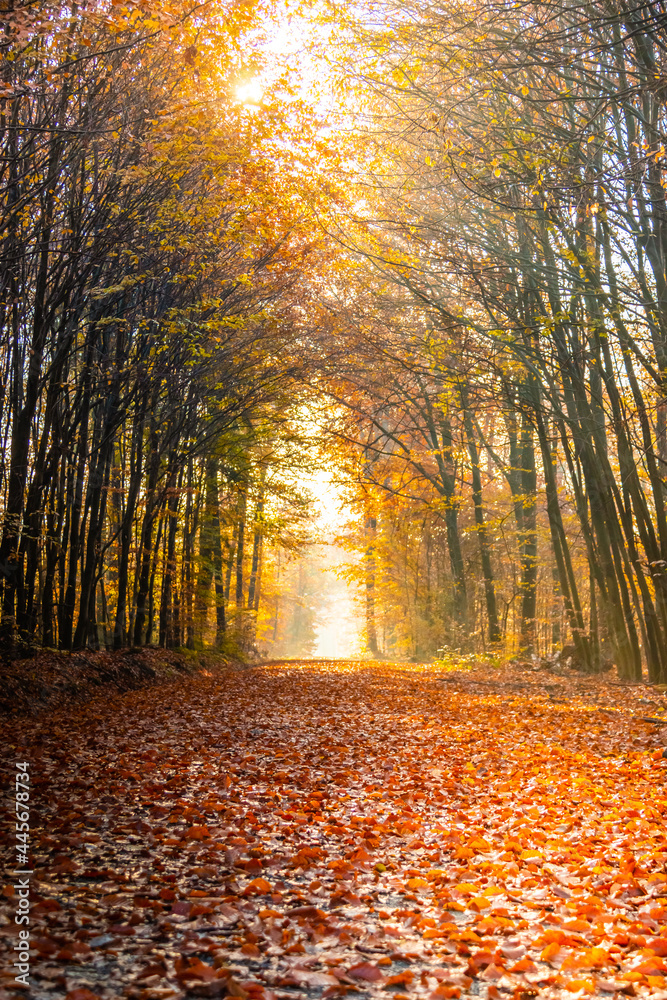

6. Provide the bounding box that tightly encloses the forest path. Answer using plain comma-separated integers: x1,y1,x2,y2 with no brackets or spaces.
3,660,667,1000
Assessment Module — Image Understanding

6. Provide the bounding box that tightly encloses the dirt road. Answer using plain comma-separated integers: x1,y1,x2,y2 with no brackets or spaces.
2,660,666,1000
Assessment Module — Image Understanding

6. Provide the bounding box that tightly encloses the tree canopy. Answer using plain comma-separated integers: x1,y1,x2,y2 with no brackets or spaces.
3,0,667,681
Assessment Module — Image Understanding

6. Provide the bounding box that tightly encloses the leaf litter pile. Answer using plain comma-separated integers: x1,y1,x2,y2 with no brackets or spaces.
3,661,667,1000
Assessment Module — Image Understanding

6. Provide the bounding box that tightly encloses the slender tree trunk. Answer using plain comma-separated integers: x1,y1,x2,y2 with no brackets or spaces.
73,433,114,648
114,408,145,648
145,512,164,647
61,347,94,649
224,521,238,603
182,457,197,649
133,418,161,646
461,394,500,644
517,413,538,655
364,511,379,656
535,410,592,668
159,467,181,648
235,484,247,609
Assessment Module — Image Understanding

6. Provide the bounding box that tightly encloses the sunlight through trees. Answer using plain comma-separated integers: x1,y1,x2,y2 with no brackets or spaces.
3,0,667,680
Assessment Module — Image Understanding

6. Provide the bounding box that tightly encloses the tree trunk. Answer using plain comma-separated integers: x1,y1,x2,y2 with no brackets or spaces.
364,511,379,656
235,485,247,609
461,393,500,644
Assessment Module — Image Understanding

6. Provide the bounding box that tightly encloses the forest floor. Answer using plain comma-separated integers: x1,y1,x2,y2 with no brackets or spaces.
0,647,240,717
3,660,667,1000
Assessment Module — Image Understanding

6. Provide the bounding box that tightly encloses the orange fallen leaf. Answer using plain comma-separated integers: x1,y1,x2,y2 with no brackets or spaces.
510,958,537,973
563,979,594,993
386,971,414,986
541,942,561,962
185,824,211,840
480,964,505,980
245,877,272,894
347,962,385,982
634,958,667,975
649,939,667,957
175,957,218,983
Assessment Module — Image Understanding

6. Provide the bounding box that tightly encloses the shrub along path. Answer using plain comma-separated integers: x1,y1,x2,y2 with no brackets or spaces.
2,661,667,1000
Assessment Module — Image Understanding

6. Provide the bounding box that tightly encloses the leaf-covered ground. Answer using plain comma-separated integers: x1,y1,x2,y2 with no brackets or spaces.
3,660,667,1000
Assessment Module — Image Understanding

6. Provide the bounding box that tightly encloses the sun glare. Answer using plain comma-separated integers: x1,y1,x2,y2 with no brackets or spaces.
235,78,264,107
